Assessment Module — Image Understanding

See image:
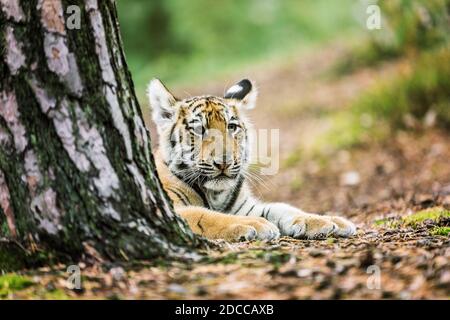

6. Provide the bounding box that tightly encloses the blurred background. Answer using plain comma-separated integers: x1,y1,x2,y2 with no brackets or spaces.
117,0,359,94
116,0,449,215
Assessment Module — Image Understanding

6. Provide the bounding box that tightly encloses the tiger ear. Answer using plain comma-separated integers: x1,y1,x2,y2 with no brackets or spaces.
147,78,178,126
224,79,258,110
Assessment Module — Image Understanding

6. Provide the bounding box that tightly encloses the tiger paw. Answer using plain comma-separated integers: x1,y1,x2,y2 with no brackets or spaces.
223,217,280,242
280,213,356,239
327,215,356,237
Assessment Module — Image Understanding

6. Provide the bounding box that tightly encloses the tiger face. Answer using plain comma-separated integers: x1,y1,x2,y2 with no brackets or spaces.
148,79,257,191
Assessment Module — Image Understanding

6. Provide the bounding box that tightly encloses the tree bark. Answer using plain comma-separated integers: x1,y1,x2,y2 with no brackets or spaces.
0,0,202,263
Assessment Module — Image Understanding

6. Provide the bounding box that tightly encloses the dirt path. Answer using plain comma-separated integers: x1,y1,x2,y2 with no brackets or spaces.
2,42,449,300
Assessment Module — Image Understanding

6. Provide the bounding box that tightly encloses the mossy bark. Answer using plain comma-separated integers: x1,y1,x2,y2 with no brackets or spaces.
0,0,203,263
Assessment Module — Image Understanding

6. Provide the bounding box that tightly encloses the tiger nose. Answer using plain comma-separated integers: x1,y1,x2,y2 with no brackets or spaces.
213,160,231,171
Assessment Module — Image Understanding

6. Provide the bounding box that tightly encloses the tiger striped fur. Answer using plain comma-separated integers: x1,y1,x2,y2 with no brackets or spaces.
148,78,356,242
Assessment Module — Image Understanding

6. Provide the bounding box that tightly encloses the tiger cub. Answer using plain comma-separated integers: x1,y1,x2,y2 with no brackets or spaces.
148,78,356,241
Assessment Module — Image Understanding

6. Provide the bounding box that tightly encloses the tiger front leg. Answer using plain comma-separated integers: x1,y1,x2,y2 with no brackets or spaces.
175,206,280,242
271,203,356,239
236,200,356,239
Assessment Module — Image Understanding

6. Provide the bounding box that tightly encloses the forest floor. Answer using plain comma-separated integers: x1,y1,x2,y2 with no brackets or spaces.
2,42,449,299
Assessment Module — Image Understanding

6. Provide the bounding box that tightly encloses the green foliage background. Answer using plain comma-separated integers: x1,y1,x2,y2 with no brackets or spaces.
117,0,359,96
117,0,449,131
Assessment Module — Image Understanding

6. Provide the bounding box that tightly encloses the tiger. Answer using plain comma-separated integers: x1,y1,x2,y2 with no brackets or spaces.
147,78,356,242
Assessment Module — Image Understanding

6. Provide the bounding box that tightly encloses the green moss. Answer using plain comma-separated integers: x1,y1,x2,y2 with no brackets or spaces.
0,274,34,298
431,226,450,236
375,207,450,230
214,252,239,265
204,249,293,269
261,251,292,269
403,208,450,227
374,219,388,226
42,288,71,300
1,221,10,236
0,241,67,273
0,252,25,272
373,218,399,228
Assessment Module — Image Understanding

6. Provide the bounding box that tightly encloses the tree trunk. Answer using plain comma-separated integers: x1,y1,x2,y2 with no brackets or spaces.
0,0,202,264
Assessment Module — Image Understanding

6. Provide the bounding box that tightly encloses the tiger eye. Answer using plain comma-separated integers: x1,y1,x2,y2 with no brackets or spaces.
228,123,240,133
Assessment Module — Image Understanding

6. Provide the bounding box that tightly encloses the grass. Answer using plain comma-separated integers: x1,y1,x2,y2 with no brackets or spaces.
374,207,450,231
282,110,388,169
403,207,450,227
317,0,450,155
0,274,34,298
317,112,388,152
333,0,450,76
351,47,450,130
332,42,400,76
301,45,450,162
374,218,399,229
0,273,72,299
431,227,450,236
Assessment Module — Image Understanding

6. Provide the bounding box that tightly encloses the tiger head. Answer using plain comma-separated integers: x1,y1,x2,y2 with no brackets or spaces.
148,79,257,191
